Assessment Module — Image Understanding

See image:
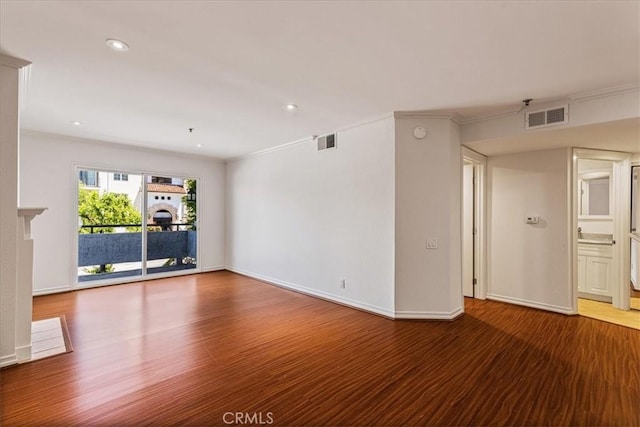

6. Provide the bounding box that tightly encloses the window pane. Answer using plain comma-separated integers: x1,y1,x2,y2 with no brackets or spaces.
146,176,197,275
151,176,172,184
78,169,143,283
79,170,98,187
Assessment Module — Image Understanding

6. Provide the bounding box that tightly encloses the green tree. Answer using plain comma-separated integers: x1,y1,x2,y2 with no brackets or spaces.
78,185,142,234
182,179,197,227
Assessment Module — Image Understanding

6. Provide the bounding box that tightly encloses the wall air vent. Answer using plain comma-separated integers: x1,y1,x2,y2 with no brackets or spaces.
525,104,568,130
316,133,337,151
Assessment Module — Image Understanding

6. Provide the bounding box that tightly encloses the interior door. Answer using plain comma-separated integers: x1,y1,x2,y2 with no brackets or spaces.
462,163,474,297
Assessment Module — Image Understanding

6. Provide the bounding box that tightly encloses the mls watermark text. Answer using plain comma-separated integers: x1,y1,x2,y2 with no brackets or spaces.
223,411,274,425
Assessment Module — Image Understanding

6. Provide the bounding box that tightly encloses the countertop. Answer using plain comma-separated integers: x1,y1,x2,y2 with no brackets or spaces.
578,233,614,245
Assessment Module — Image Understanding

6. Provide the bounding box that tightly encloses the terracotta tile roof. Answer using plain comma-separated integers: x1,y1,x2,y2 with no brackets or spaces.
146,183,187,194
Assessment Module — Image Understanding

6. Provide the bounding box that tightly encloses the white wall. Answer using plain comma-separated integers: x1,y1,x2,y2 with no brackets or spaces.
226,117,396,316
19,131,226,294
393,117,463,318
0,56,25,367
487,148,572,313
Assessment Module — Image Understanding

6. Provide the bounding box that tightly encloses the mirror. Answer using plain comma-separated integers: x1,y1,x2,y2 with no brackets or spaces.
579,175,610,216
578,159,612,218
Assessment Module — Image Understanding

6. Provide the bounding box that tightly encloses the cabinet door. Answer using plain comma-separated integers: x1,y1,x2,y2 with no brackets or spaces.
585,256,612,296
577,255,587,292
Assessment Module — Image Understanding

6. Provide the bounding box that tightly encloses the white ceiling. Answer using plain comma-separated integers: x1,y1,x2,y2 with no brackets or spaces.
1,1,639,159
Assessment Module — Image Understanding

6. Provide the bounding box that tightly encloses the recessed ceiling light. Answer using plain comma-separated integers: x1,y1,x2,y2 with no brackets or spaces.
71,121,82,126
196,144,202,148
285,103,298,111
106,38,129,51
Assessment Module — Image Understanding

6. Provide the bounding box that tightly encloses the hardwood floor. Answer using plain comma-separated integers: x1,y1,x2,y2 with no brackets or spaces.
578,298,640,330
1,271,639,426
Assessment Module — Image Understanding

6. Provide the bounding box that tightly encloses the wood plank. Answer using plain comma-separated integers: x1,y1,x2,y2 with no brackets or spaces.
1,271,638,426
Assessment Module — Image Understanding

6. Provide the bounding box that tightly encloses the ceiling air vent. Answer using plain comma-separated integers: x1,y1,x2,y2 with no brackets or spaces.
525,104,568,130
316,133,337,151
527,111,546,128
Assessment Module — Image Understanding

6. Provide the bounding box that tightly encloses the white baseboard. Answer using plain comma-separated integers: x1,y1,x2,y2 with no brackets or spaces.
201,266,226,273
226,266,395,318
0,353,17,368
15,344,32,362
33,285,73,296
486,293,575,315
395,306,464,320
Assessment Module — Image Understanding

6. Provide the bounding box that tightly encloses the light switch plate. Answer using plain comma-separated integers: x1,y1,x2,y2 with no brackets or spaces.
526,216,540,224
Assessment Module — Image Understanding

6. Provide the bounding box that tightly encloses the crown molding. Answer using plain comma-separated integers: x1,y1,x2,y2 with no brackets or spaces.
457,97,572,125
393,110,464,125
0,53,31,69
228,136,314,162
229,112,394,163
457,83,639,126
569,83,639,103
334,111,394,132
457,109,521,125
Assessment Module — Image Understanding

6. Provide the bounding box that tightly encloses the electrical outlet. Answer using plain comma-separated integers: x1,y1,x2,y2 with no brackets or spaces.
426,238,438,249
340,279,346,289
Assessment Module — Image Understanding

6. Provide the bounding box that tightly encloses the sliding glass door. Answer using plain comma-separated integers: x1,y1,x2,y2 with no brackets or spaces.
145,175,197,275
76,168,198,285
77,169,143,282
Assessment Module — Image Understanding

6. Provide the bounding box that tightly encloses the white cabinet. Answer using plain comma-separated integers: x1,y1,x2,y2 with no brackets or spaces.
578,244,613,298
585,256,612,296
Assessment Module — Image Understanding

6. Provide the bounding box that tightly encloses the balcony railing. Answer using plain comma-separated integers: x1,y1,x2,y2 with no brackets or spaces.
80,223,193,233
78,223,196,282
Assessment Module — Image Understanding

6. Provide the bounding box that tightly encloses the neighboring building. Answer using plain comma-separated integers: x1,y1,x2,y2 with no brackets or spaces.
78,170,142,204
79,171,188,229
142,177,187,228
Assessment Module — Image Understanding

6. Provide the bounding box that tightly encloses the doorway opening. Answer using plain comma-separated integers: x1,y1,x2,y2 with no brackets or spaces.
573,149,636,329
462,147,486,304
152,210,173,230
